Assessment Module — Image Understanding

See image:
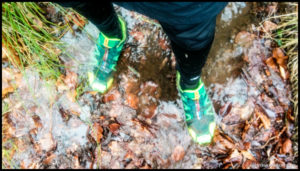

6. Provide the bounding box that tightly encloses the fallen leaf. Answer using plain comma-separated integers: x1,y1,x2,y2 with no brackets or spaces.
242,121,251,141
241,150,256,161
65,102,82,116
242,159,259,169
99,115,106,120
265,57,278,72
143,104,157,118
67,89,77,102
243,142,251,150
33,141,42,155
256,108,271,129
108,141,125,157
281,138,292,154
109,123,120,134
56,75,69,92
125,161,136,169
32,17,43,31
43,153,56,165
28,160,40,169
212,131,235,153
91,122,103,143
2,39,21,67
276,57,287,66
263,21,277,32
286,108,294,122
65,12,86,28
38,133,56,152
133,158,144,167
279,65,288,80
243,54,250,63
2,86,14,98
20,161,26,169
265,69,271,77
162,113,177,119
272,48,285,59
2,43,8,59
124,150,135,160
87,91,98,96
102,89,121,103
159,57,169,70
235,31,255,47
267,4,277,14
32,115,43,129
2,68,22,97
126,93,139,110
64,71,78,89
171,145,185,162
140,164,151,169
73,155,81,168
223,149,243,164
269,155,279,169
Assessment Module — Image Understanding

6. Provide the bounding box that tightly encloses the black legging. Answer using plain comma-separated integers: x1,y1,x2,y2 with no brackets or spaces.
57,2,122,39
57,2,226,86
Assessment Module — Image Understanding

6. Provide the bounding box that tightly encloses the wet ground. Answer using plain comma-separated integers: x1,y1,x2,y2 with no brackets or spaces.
2,2,298,169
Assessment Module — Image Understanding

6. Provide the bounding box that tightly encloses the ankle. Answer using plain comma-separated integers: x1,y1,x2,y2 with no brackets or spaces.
180,78,199,90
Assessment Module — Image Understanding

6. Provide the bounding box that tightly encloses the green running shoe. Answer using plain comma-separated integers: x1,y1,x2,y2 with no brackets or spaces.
88,16,127,93
176,72,216,145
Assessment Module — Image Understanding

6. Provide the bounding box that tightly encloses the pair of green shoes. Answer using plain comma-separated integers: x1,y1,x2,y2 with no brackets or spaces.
88,16,216,145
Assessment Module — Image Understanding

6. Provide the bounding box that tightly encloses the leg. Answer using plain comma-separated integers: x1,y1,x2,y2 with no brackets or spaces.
56,2,127,93
159,18,218,144
56,2,122,39
159,18,216,89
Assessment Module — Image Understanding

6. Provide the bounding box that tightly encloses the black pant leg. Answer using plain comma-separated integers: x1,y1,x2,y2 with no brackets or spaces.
56,2,122,39
159,19,216,86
